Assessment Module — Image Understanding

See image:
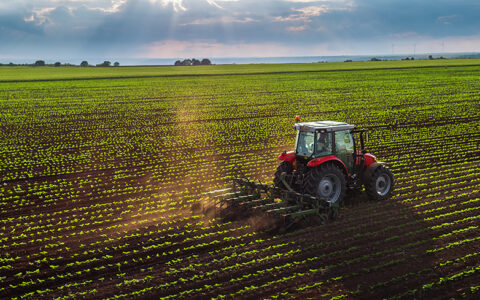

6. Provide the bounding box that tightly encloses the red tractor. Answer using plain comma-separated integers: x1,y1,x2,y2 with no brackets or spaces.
207,119,394,227
274,120,394,203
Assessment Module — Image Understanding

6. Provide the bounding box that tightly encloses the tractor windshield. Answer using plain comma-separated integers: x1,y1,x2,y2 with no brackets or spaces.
295,131,315,157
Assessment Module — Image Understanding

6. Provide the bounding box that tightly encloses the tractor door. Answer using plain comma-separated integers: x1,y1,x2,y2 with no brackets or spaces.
334,130,355,174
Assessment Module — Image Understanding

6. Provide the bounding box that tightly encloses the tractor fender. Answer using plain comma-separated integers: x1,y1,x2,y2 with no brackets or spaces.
307,155,349,176
362,161,386,184
356,151,377,167
278,151,296,163
363,153,377,167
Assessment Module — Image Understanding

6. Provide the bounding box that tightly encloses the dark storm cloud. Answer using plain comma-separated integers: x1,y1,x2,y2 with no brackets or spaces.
345,0,480,39
0,0,479,60
0,5,42,40
265,0,480,42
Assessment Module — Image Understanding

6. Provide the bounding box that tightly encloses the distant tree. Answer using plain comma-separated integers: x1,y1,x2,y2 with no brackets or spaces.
114,62,120,67
80,61,89,67
35,60,46,66
174,58,212,66
97,61,111,67
54,62,62,67
370,57,381,61
200,58,211,65
428,55,434,60
191,58,201,66
344,59,353,62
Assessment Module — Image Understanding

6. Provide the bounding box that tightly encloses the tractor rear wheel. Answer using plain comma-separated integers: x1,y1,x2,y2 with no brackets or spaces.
303,163,346,204
273,161,294,189
365,165,394,201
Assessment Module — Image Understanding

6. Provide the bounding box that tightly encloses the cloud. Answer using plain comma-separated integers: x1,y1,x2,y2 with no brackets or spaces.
13,0,128,14
388,32,419,39
181,16,257,26
206,0,223,9
140,40,283,58
437,15,457,25
274,0,355,36
23,15,35,22
141,39,337,58
96,0,128,13
1,0,480,60
286,25,308,32
24,7,55,25
297,5,332,16
160,0,186,12
283,0,331,2
275,4,345,22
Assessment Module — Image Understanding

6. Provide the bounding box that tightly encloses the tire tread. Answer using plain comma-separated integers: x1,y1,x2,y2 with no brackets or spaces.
302,163,347,204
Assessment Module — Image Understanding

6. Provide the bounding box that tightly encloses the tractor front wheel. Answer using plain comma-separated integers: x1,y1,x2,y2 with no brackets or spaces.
365,165,394,201
303,163,346,204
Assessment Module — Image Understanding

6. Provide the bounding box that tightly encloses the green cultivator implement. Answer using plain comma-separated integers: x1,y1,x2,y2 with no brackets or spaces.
206,177,339,230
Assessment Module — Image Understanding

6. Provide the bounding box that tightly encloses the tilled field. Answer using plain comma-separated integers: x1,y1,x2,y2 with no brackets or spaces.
1,62,480,299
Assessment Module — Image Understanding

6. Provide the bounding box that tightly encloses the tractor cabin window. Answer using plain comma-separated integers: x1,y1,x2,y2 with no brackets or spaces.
335,130,355,172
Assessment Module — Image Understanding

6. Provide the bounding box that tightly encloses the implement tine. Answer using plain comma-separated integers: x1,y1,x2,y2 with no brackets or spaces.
202,188,232,195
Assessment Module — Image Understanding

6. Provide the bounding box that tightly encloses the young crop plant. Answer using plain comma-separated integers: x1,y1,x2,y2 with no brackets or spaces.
1,60,480,299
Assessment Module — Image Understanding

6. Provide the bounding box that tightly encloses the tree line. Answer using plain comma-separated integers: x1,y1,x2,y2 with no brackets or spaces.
0,60,120,67
174,58,212,66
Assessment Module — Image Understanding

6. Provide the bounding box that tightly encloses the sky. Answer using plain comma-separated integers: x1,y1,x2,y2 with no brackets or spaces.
1,0,480,62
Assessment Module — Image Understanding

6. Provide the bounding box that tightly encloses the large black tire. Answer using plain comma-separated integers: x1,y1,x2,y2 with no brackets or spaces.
273,161,294,189
303,163,347,204
365,165,394,201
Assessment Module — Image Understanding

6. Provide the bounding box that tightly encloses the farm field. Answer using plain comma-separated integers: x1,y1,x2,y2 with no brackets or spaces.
2,59,480,81
1,60,480,299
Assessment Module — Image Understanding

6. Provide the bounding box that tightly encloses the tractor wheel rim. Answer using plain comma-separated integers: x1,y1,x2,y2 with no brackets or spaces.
376,174,391,196
317,174,341,203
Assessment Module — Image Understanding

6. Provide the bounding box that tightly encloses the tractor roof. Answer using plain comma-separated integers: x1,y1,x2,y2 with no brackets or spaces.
294,120,355,132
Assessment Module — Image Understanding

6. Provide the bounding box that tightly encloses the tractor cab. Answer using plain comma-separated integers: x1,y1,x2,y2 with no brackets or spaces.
293,121,358,173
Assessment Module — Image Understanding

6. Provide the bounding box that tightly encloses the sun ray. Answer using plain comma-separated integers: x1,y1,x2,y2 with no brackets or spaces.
159,0,187,12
